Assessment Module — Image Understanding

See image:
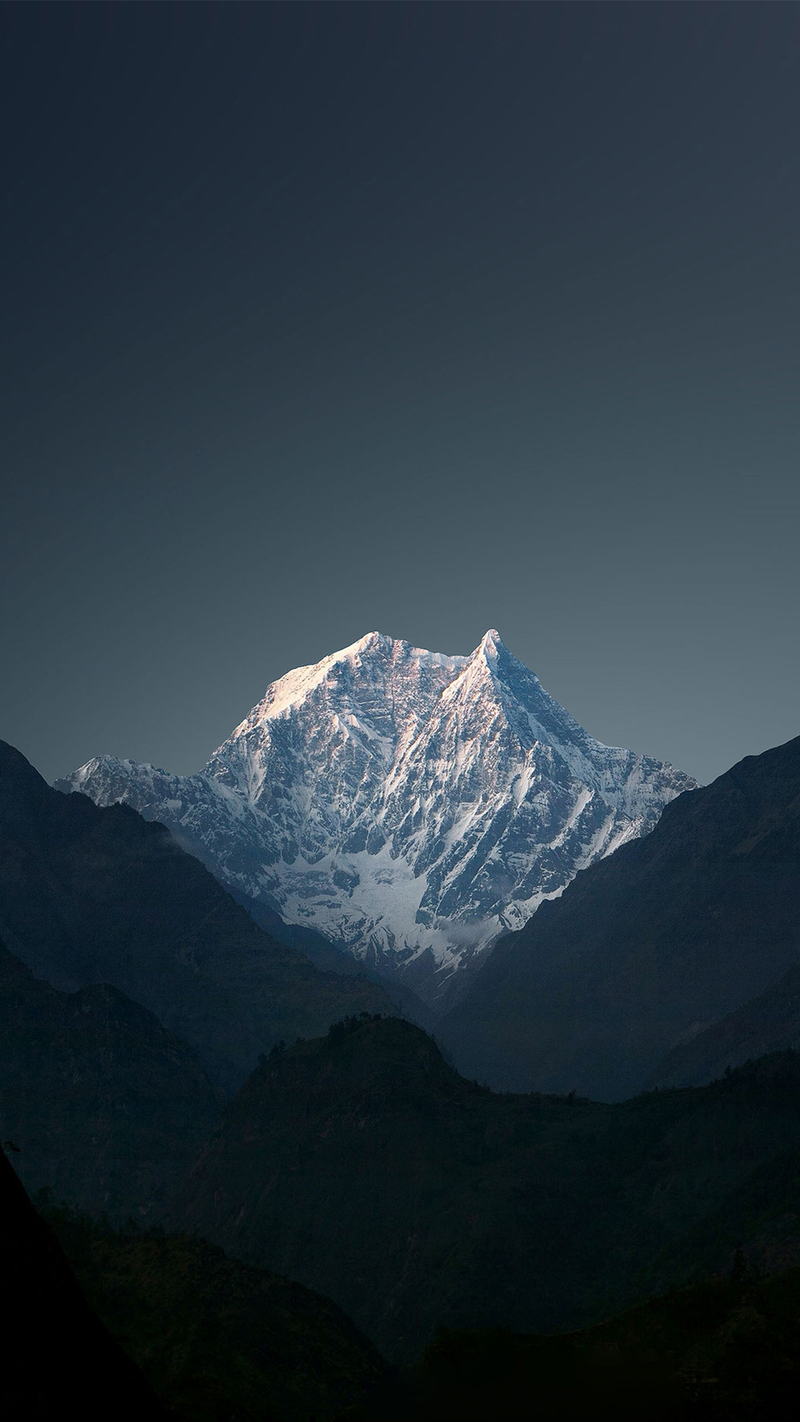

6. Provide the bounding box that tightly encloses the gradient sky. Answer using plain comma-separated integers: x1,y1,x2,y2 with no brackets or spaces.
2,1,799,787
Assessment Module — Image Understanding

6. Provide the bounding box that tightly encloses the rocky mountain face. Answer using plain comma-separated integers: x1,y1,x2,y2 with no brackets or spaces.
177,1013,800,1364
0,740,394,1092
0,937,221,1219
440,735,800,1100
59,630,695,1002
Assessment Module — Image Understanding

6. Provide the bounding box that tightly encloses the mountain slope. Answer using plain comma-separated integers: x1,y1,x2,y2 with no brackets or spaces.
440,735,800,1100
58,630,694,1001
178,1015,800,1363
0,937,221,1218
649,963,800,1090
0,740,396,1092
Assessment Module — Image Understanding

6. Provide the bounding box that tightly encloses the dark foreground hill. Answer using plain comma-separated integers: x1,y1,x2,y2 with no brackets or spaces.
0,740,395,1091
178,1014,800,1362
350,1272,800,1421
46,1207,388,1422
440,735,800,1100
0,936,221,1218
0,1149,166,1420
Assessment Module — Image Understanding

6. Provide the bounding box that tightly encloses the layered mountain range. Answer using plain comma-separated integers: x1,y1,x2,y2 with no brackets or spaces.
58,630,695,1000
4,710,800,1414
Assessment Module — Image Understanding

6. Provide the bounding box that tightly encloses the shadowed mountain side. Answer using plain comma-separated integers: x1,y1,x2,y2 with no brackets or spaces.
0,1151,167,1420
439,736,800,1100
649,964,800,1090
177,1015,800,1363
0,740,397,1092
0,937,221,1218
46,1210,389,1422
349,1272,800,1421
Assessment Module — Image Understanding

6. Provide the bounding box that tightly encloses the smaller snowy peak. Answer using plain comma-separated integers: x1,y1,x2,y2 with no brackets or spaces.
58,754,184,795
65,755,107,790
460,631,627,759
450,628,518,696
65,755,156,792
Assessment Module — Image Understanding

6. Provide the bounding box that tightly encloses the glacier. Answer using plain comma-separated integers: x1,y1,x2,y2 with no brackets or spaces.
56,630,697,1002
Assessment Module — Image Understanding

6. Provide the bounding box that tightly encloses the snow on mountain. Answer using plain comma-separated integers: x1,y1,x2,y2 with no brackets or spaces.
56,631,696,1001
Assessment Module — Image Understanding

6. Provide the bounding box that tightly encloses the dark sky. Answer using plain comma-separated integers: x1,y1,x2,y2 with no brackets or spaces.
2,1,799,787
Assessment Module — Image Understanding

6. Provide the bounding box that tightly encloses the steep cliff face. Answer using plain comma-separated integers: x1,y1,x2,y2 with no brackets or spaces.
60,630,694,1000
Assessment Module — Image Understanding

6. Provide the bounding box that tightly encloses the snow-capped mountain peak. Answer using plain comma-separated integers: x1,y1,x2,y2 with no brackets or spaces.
56,631,697,1001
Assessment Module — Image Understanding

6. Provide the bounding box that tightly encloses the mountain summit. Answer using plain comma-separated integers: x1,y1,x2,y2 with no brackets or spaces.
58,631,695,1000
